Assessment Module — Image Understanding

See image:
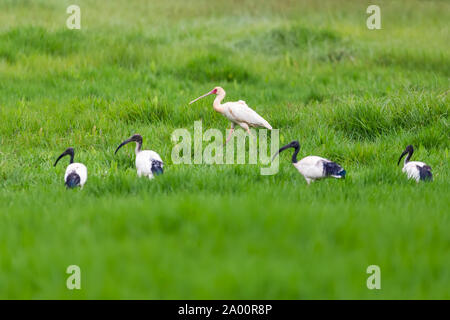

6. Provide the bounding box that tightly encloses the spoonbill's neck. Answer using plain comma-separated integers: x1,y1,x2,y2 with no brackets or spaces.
213,91,226,113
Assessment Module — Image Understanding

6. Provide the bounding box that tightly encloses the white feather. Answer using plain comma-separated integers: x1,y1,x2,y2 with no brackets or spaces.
293,156,327,182
222,101,272,130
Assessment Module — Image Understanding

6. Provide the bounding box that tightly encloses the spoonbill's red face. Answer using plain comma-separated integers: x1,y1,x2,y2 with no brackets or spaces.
189,87,223,105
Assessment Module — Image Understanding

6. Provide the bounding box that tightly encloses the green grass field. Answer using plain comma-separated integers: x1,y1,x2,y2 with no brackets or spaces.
0,0,449,299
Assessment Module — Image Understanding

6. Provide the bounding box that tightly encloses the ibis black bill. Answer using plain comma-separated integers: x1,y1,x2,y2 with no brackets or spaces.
272,141,300,163
115,138,133,154
272,145,289,162
54,148,75,166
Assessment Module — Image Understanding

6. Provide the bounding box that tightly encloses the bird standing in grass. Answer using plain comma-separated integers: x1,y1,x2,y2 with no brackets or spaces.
272,140,346,184
54,147,87,189
115,134,163,179
398,145,432,182
189,86,272,144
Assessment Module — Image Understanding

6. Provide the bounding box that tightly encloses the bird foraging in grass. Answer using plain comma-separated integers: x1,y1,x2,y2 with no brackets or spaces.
115,134,163,179
397,145,432,182
189,86,272,144
54,147,87,189
272,140,346,184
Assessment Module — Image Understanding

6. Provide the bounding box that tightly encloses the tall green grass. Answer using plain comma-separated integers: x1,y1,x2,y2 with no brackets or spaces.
0,0,449,299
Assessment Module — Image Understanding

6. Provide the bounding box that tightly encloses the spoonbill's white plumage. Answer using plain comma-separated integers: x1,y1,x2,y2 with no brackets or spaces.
54,147,87,189
397,145,432,182
115,134,163,179
273,140,346,184
189,86,272,144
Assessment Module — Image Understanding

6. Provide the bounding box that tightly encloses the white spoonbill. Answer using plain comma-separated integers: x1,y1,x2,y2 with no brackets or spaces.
54,147,87,189
397,145,432,182
189,86,272,143
272,140,346,184
115,134,163,179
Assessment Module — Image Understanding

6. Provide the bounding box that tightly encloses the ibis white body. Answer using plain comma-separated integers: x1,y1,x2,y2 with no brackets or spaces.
64,163,87,188
294,156,346,184
402,161,431,182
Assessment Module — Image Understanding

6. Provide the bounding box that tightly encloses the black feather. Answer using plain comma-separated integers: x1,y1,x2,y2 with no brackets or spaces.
418,165,433,181
322,161,346,177
151,160,164,176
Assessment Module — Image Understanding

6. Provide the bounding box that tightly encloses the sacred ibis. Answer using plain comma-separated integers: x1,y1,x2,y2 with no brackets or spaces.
273,140,346,184
115,134,163,179
189,87,272,144
53,147,87,189
397,145,432,182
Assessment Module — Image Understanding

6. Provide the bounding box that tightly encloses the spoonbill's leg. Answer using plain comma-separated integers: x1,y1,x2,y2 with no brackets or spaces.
224,123,235,145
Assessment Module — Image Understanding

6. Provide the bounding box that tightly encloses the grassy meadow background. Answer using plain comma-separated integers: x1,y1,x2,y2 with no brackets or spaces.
0,0,449,299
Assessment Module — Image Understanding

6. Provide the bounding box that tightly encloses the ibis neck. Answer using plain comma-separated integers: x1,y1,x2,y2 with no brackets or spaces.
292,146,299,164
213,91,226,113
66,149,75,164
404,150,413,164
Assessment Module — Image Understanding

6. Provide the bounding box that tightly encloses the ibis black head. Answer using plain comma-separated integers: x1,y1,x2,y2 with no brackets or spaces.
115,134,143,154
272,140,301,163
54,147,75,166
398,145,414,166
